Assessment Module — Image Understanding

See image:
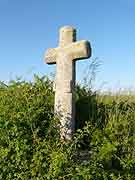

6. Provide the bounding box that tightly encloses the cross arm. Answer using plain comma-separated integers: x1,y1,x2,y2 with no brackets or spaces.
64,40,91,60
45,48,58,64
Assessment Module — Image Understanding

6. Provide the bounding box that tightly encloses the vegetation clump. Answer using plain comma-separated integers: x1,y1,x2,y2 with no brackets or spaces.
0,75,135,179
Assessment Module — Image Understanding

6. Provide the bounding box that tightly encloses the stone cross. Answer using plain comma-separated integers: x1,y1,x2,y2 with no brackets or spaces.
45,26,91,140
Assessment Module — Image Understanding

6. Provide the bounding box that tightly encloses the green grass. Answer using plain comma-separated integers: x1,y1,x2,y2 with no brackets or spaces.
0,75,135,179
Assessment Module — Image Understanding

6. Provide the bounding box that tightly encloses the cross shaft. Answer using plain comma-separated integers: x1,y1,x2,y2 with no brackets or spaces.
45,26,91,140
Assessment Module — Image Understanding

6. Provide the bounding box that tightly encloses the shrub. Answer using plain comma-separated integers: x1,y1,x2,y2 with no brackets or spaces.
0,75,135,179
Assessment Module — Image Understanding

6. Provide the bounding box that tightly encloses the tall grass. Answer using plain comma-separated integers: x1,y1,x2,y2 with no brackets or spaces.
0,68,135,179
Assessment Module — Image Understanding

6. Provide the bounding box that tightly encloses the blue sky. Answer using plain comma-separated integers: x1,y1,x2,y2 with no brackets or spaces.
0,0,135,91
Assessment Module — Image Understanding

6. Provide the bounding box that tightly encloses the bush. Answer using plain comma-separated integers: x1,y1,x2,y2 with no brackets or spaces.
0,75,135,179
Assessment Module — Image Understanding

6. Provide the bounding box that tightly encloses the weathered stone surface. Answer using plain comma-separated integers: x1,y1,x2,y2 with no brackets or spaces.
45,26,91,140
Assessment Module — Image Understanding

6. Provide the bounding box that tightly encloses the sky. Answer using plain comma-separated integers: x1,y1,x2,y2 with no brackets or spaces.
0,0,135,91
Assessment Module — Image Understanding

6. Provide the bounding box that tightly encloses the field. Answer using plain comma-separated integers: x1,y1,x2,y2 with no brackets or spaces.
0,75,135,179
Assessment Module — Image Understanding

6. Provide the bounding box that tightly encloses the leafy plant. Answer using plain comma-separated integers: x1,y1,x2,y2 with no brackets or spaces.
0,75,135,179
